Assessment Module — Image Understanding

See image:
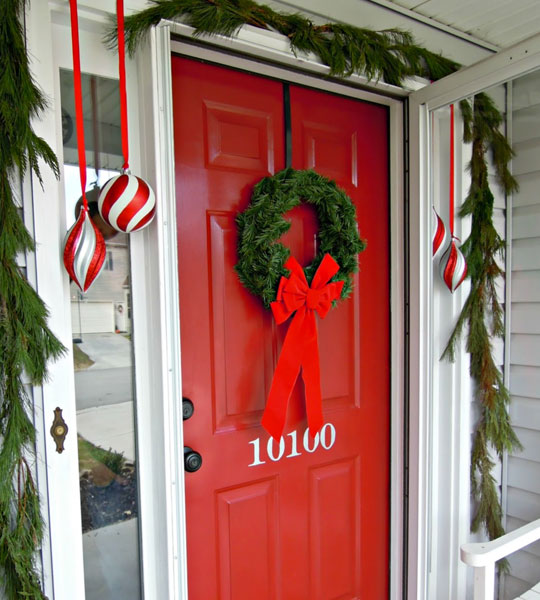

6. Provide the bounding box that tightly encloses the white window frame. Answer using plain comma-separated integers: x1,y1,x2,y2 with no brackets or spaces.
408,32,540,600
27,2,184,598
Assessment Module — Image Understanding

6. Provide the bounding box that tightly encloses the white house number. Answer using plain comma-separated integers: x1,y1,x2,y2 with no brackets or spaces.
248,423,336,467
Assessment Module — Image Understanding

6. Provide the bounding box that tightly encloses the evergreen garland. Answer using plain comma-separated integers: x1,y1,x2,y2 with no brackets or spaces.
116,0,520,550
235,168,364,308
0,1,65,598
106,0,460,85
445,94,521,548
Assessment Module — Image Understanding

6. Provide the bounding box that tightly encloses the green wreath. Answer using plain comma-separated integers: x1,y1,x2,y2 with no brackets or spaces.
235,168,365,308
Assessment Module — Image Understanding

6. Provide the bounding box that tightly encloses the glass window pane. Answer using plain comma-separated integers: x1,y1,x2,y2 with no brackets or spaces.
60,69,141,600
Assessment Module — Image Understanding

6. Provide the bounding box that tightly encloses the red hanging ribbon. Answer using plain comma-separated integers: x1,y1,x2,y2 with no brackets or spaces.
440,102,467,292
69,0,88,211
449,103,455,236
117,0,129,170
261,253,344,441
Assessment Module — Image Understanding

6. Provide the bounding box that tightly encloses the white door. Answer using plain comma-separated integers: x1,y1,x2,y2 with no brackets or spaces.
406,32,540,600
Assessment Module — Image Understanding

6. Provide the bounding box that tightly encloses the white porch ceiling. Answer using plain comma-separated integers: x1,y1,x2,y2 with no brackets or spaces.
379,0,540,50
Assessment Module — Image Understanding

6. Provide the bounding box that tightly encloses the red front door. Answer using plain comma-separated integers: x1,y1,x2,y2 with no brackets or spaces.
172,56,390,599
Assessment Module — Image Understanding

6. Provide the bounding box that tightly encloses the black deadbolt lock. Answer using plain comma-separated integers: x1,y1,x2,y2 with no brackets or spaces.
182,398,194,420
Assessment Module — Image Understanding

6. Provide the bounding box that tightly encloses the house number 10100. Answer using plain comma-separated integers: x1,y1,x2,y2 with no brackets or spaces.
248,423,336,467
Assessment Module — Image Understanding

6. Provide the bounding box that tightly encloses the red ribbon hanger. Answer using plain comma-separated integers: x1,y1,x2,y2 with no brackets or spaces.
69,0,89,211
117,0,129,171
440,103,467,292
449,103,455,237
262,253,344,441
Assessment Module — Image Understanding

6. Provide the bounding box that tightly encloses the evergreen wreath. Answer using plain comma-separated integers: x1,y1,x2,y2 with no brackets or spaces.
235,168,364,308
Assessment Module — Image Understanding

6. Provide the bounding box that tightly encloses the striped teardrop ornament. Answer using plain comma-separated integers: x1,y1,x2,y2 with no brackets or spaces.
432,207,447,258
63,207,106,292
98,173,156,233
440,238,467,293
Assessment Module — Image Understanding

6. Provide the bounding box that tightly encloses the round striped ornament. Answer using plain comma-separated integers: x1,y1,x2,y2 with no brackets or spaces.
98,173,155,233
432,207,447,258
63,207,106,292
440,238,467,293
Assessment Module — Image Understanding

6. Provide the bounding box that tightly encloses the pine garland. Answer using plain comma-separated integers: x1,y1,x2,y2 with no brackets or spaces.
235,168,364,308
114,0,520,550
1,1,65,598
106,0,460,85
445,94,521,549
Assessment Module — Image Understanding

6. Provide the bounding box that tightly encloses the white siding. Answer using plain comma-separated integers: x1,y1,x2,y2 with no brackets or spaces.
502,68,540,600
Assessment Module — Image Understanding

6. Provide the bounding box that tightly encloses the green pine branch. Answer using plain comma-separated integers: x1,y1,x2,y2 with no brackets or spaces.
106,0,459,85
1,1,65,598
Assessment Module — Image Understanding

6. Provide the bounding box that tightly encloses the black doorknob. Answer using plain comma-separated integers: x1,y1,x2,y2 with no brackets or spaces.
184,446,203,472
182,398,194,420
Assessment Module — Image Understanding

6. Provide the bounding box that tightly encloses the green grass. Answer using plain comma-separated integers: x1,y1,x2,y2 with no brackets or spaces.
78,435,126,478
73,343,94,371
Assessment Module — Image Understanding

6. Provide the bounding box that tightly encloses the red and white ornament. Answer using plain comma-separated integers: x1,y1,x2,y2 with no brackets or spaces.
440,237,467,293
432,207,447,258
63,207,106,292
98,173,155,233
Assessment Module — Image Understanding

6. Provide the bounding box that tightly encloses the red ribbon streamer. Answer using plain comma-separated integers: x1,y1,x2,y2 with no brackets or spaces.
69,0,88,211
261,253,344,441
117,0,129,170
450,103,455,236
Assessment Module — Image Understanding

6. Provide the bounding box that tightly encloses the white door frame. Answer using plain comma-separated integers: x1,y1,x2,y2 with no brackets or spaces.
407,32,540,600
137,21,407,598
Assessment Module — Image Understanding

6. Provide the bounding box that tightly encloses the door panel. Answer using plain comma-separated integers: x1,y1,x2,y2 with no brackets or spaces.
172,57,285,599
290,86,390,598
172,56,389,599
216,478,280,599
208,210,273,431
309,458,360,600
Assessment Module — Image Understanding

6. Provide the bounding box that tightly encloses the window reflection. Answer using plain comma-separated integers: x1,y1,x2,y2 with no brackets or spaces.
61,69,141,600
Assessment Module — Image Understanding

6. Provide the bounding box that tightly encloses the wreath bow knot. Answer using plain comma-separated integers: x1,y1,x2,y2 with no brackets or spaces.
262,254,344,441
271,256,343,322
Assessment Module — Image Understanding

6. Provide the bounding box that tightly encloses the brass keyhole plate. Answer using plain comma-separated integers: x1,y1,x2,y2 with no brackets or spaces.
50,407,68,453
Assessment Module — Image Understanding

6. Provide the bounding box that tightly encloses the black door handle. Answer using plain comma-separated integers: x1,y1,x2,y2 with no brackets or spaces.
184,446,202,472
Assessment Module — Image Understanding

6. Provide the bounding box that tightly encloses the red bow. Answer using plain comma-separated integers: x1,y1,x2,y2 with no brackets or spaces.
261,253,344,441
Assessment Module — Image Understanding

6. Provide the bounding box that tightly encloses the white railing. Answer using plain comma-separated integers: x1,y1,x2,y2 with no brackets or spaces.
461,518,540,600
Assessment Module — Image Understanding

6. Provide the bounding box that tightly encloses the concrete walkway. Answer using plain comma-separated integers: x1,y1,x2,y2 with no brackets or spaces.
76,332,132,370
83,518,141,600
75,332,135,458
77,401,135,461
75,332,141,599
